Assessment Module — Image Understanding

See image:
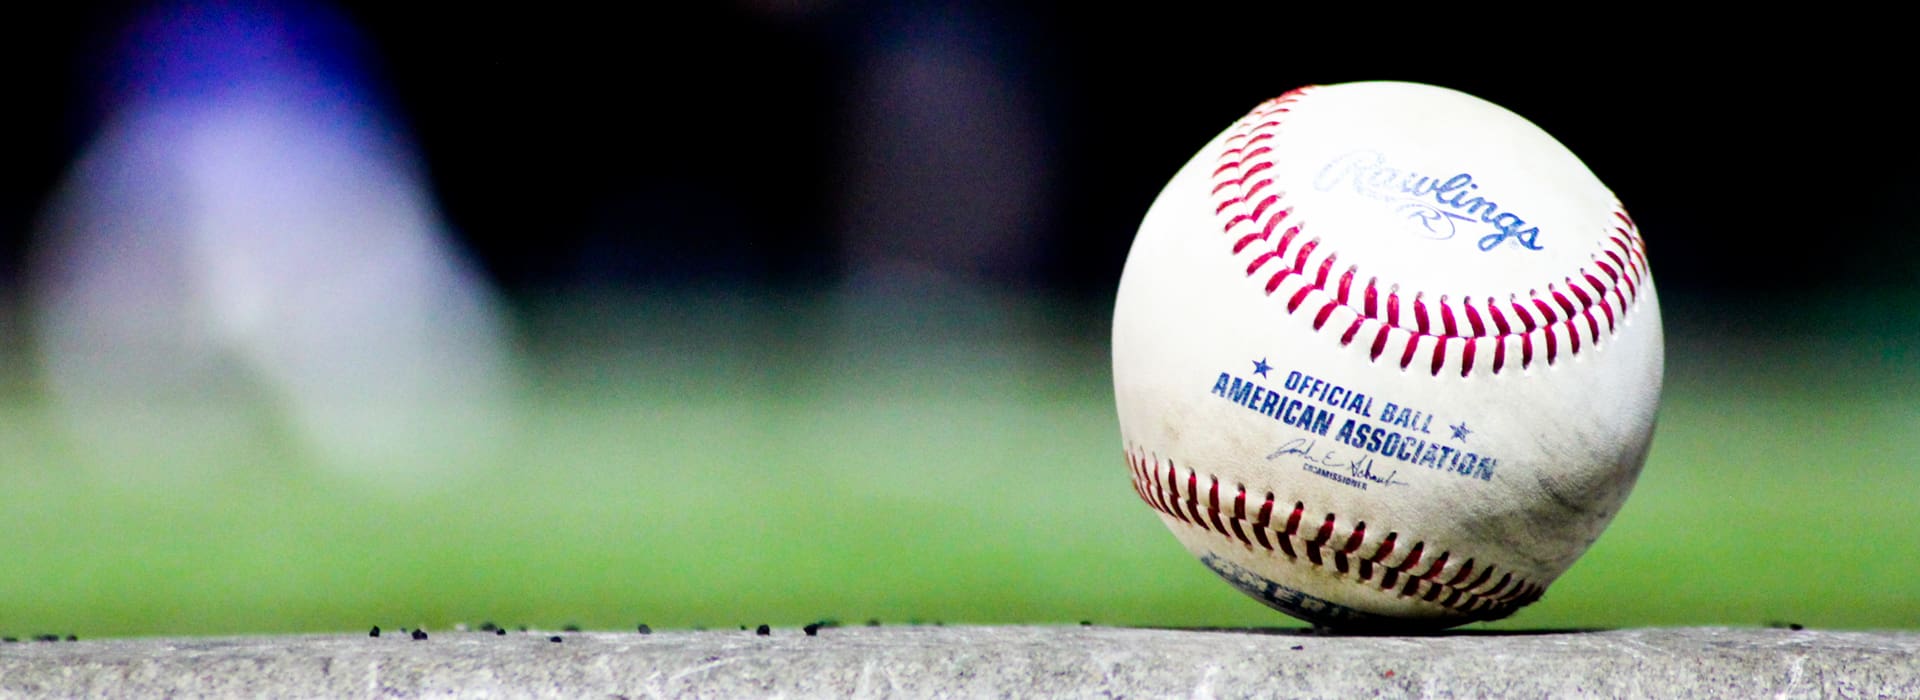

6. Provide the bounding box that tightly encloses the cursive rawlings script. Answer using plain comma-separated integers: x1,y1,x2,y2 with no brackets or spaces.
1314,150,1544,252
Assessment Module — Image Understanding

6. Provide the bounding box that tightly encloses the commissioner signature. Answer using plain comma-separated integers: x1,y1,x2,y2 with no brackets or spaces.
1267,438,1408,489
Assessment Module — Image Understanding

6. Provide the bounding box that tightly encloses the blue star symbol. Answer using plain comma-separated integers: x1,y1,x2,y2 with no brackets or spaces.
1252,358,1272,377
1450,422,1472,442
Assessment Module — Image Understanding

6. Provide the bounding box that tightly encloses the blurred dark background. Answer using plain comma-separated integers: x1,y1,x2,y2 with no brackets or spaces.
4,3,1914,303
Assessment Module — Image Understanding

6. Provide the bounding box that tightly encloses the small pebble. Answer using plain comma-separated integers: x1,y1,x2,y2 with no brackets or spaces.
494,628,506,636
549,636,563,643
411,629,428,641
637,624,652,634
1290,645,1304,651
803,623,822,637
756,624,770,636
369,626,381,638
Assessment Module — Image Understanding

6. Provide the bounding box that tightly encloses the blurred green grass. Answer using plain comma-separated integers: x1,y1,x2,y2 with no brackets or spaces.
1,290,1915,638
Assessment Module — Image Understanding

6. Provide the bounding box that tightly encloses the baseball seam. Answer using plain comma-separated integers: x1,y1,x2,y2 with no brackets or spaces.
1212,87,1651,377
1128,446,1544,621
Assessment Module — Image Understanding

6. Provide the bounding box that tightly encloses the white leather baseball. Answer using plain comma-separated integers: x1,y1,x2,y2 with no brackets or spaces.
1112,81,1663,629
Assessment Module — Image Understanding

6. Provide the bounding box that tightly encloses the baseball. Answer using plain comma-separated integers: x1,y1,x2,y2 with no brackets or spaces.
1112,81,1663,630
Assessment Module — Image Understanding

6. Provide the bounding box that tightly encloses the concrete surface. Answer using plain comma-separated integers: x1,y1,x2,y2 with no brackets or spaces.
1,626,1915,698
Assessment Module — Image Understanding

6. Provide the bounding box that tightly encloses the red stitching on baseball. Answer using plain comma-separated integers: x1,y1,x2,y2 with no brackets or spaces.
1312,302,1337,331
1463,299,1486,335
1342,523,1366,554
1487,303,1511,334
1339,317,1364,346
1290,239,1318,275
1275,505,1298,558
1210,89,1652,377
1530,297,1558,326
1447,561,1476,587
1174,472,1194,525
1549,288,1575,318
1397,540,1425,574
1484,572,1513,598
1229,486,1253,546
1206,477,1230,536
1253,494,1276,551
1127,446,1540,620
1513,300,1539,331
1286,284,1314,314
1185,471,1206,526
1371,531,1398,564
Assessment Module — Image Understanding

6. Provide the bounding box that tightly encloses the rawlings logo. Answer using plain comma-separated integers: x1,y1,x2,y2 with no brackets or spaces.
1314,150,1544,252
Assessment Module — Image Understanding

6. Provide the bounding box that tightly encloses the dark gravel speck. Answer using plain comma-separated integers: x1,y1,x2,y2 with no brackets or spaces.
369,626,380,638
549,636,563,643
494,628,506,636
411,629,428,641
756,624,770,636
637,624,652,634
803,623,822,636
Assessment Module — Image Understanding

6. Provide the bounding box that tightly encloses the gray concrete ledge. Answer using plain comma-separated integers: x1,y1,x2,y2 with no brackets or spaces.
2,626,1915,698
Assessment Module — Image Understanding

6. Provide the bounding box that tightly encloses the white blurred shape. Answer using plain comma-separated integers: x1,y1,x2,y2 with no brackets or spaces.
30,1,516,488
